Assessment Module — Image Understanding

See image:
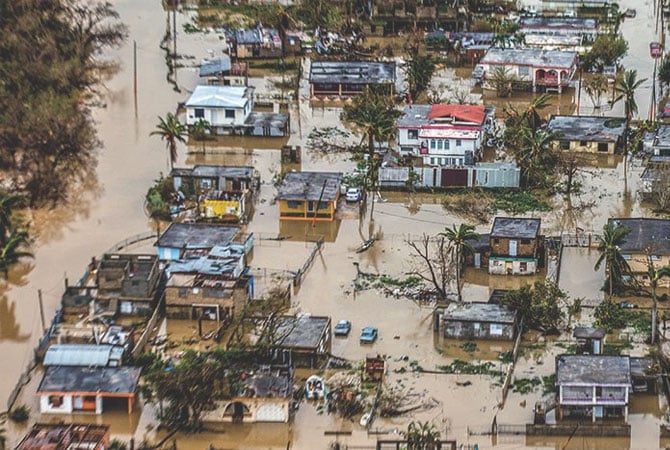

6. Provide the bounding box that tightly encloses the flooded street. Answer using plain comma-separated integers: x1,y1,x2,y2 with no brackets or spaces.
1,0,668,449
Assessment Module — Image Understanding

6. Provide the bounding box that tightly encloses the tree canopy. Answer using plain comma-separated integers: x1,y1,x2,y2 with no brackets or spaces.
0,0,126,206
501,280,575,334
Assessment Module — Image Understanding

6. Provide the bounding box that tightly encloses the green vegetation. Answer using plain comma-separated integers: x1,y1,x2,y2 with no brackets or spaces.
542,374,556,396
512,377,541,394
406,55,436,101
9,404,29,423
403,421,441,449
460,341,478,353
437,360,502,376
501,280,576,334
614,70,647,122
0,193,33,277
582,33,628,72
0,0,126,206
145,175,176,221
489,191,552,215
151,113,188,171
594,300,652,335
440,223,479,302
594,221,632,297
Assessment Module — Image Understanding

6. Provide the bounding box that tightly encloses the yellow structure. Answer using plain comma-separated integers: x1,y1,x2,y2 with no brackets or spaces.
202,191,248,221
277,172,342,222
611,218,670,288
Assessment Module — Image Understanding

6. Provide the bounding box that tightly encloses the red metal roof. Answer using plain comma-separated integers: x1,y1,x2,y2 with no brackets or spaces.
427,104,486,124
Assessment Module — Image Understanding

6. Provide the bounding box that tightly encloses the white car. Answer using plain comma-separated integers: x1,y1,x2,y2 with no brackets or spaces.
346,187,362,202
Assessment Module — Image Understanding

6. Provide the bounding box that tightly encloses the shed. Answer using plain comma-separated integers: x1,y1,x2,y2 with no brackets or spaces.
573,327,606,355
43,344,124,367
272,315,332,367
442,302,518,340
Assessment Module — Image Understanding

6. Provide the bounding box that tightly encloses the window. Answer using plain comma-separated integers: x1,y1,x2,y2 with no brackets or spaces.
560,141,570,150
518,65,529,76
520,261,527,272
287,201,302,209
437,140,443,150
622,254,632,260
194,108,205,118
595,387,603,397
651,255,662,261
178,288,188,298
598,142,609,152
430,140,436,149
318,201,329,209
456,139,462,147
408,129,419,140
430,157,436,165
225,109,235,119
521,239,531,245
493,239,500,244
490,323,503,336
444,141,450,150
49,395,64,407
579,140,588,146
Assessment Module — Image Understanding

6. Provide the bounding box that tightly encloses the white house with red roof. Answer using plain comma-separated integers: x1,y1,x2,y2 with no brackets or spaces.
396,104,494,166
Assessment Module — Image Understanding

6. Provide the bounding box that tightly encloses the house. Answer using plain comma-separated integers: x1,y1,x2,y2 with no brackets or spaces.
37,366,141,415
164,245,253,321
226,25,283,59
630,357,658,393
204,365,293,423
17,423,110,450
518,17,599,40
309,61,395,98
488,217,543,275
640,156,670,195
171,165,257,223
272,315,332,368
547,115,626,155
541,0,612,14
477,48,578,93
608,218,670,288
464,233,491,269
277,172,342,222
43,344,124,367
185,85,254,129
396,104,495,165
555,355,631,422
156,223,253,261
442,302,518,340
199,56,248,86
645,124,670,156
573,327,606,355
184,85,290,136
379,163,520,188
95,253,161,316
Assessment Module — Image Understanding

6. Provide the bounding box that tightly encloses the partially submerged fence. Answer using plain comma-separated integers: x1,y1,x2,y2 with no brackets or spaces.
499,319,524,409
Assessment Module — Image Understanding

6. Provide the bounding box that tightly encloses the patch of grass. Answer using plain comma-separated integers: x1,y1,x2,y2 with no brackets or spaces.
10,404,30,422
437,360,502,376
460,341,478,353
498,350,514,363
512,377,542,394
555,343,576,354
489,191,552,215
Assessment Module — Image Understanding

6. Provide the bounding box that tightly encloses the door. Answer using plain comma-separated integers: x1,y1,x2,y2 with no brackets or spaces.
509,240,518,256
474,253,481,268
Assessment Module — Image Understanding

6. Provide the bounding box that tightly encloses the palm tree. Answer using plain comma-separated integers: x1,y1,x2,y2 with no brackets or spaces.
517,127,559,188
583,74,609,112
658,58,670,97
594,221,632,297
0,228,33,278
403,421,440,450
151,113,187,170
646,257,670,344
340,86,401,217
0,192,25,237
440,224,479,302
191,118,211,152
522,94,552,132
490,67,516,98
613,70,647,122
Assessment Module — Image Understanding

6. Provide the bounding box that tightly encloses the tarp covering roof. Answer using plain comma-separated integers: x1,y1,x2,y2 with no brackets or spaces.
428,104,486,124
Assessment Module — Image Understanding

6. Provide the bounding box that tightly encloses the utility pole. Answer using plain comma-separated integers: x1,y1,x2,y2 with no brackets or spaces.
133,40,138,118
37,289,46,332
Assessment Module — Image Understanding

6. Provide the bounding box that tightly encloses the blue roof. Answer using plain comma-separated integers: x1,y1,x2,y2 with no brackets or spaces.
199,57,232,77
43,344,121,367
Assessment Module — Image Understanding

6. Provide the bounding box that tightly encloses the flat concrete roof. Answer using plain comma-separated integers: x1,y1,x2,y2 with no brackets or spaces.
491,217,541,239
309,61,395,85
200,57,231,77
556,355,630,385
277,171,342,202
480,48,577,69
244,112,290,130
609,218,670,255
37,366,141,394
240,366,292,398
443,302,517,324
157,223,241,249
274,315,330,350
654,124,670,147
519,17,598,31
17,423,109,450
172,165,254,179
573,327,606,339
547,115,626,142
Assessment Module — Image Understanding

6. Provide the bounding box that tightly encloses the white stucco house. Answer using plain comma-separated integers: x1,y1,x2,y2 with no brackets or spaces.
185,85,255,130
396,104,494,166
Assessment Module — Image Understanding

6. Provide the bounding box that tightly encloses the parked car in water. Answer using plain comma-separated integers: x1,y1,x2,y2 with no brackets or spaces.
360,327,378,344
624,8,636,18
650,42,663,58
334,320,352,336
346,187,362,202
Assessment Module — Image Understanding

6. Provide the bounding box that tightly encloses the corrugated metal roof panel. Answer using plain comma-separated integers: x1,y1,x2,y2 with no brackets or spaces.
43,344,114,367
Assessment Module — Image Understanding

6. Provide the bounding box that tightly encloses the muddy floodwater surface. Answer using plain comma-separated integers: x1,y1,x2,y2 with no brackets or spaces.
1,0,668,449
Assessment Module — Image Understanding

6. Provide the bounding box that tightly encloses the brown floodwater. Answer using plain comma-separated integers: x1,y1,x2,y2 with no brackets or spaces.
2,0,667,448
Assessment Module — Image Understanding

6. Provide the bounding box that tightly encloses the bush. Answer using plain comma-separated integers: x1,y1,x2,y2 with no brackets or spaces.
10,404,30,422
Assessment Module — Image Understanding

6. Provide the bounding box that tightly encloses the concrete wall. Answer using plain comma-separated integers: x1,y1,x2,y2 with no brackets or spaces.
490,237,538,258
489,258,538,275
443,319,515,340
